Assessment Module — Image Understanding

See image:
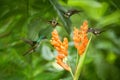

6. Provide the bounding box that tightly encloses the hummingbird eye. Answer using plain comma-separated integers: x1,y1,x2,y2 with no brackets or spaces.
52,20,57,24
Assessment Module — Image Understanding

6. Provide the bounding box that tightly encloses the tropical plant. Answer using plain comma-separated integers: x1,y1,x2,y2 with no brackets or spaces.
0,0,120,80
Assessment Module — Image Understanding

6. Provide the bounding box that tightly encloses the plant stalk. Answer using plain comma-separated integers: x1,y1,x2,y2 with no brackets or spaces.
73,34,92,80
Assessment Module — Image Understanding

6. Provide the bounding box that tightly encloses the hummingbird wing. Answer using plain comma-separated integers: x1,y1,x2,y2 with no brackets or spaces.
38,25,53,38
64,9,82,18
21,38,37,47
23,43,39,56
68,9,81,16
88,25,114,35
23,47,34,56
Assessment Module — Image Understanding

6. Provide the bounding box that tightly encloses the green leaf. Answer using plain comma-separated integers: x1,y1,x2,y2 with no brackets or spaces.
41,45,54,60
97,11,120,27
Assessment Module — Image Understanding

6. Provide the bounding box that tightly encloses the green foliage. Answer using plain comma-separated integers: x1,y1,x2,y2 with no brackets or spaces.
0,0,120,80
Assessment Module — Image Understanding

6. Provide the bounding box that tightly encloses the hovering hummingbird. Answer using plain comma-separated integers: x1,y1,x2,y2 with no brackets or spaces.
87,25,113,35
47,18,61,27
64,9,81,18
38,18,60,36
87,28,103,35
21,36,44,56
22,18,60,56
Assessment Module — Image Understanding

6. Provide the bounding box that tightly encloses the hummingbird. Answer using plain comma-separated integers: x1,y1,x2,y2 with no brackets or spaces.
64,9,81,18
47,18,61,27
87,25,114,35
21,36,44,56
87,28,103,35
38,18,60,36
22,18,60,56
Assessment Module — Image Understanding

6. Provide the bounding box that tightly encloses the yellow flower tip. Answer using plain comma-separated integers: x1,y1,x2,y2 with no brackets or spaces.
52,29,58,37
53,29,57,33
74,27,77,30
63,38,68,48
56,54,65,59
50,40,52,43
83,20,88,25
57,60,71,71
63,38,68,44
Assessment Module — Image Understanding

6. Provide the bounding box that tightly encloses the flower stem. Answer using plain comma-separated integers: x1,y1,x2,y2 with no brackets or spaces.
70,69,74,79
76,50,79,66
73,34,92,80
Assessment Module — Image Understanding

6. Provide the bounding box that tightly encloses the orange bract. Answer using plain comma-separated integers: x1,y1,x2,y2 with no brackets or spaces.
50,29,70,71
73,21,89,55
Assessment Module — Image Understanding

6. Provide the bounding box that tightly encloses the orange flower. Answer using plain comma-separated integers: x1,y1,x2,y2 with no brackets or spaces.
50,29,70,71
73,21,89,55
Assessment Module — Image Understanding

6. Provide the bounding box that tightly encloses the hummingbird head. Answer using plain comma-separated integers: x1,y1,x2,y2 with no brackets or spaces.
48,19,59,27
64,12,71,18
64,9,81,18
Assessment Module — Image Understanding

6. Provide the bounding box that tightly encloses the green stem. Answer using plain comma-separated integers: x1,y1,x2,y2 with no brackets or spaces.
76,50,79,66
70,69,74,79
73,34,92,80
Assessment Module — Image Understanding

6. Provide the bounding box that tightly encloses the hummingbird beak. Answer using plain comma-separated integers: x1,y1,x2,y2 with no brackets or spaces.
47,20,52,24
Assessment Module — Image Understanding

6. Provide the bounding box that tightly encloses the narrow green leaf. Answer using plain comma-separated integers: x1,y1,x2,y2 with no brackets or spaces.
49,0,72,34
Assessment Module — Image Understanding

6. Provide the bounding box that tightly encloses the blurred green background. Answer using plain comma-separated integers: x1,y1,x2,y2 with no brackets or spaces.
0,0,120,80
